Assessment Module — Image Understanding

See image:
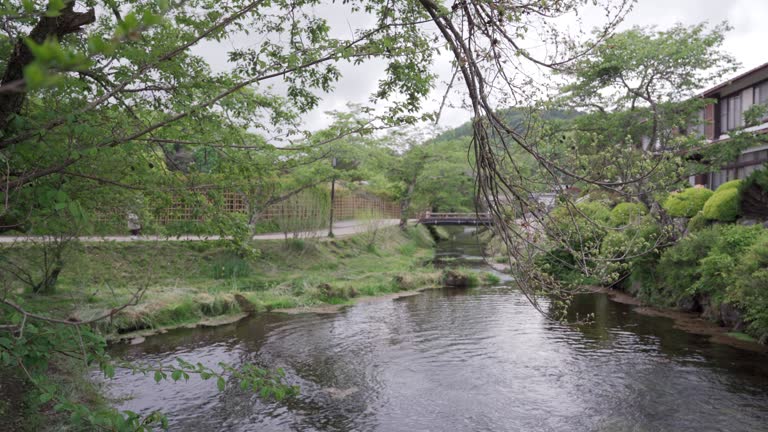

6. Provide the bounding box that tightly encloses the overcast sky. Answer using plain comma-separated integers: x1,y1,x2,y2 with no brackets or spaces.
194,0,768,134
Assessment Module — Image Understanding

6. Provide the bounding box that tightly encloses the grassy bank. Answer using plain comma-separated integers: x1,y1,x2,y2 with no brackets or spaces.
2,225,503,430
4,226,495,339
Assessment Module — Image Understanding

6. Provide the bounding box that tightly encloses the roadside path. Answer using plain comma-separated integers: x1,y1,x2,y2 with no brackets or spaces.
0,219,402,244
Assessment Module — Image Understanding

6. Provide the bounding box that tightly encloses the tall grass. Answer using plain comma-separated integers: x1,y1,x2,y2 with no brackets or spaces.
210,254,251,279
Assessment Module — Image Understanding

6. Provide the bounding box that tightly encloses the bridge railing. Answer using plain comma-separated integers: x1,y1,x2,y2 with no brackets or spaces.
420,212,492,220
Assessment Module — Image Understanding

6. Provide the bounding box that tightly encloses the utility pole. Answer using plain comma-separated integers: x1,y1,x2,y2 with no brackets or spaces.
328,157,337,237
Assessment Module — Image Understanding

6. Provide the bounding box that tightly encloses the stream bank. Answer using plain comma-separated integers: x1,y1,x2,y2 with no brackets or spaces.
591,286,768,353
2,225,502,431
100,226,768,432
5,225,497,343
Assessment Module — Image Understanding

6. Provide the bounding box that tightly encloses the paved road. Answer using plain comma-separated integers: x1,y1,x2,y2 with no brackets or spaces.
0,219,403,244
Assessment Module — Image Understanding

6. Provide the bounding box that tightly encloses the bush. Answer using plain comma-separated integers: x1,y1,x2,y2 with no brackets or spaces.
739,166,768,219
539,201,611,284
686,211,708,232
702,187,741,222
624,223,768,341
610,202,647,227
549,201,611,252
715,179,742,192
742,166,768,191
656,224,764,306
729,232,768,342
662,186,713,218
597,216,662,286
694,253,735,303
655,226,721,306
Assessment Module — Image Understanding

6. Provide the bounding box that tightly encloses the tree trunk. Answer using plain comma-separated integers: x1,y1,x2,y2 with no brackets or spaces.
34,263,62,295
399,177,417,229
0,2,95,131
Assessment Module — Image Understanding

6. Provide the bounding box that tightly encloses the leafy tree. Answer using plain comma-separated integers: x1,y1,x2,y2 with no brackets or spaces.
0,0,437,427
521,24,740,296
0,0,654,427
553,23,737,203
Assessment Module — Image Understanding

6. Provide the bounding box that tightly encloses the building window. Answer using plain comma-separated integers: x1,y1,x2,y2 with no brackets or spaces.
755,81,768,106
730,94,742,130
720,93,743,133
689,109,705,136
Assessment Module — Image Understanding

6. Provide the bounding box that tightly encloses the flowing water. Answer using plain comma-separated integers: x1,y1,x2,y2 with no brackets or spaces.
106,227,768,431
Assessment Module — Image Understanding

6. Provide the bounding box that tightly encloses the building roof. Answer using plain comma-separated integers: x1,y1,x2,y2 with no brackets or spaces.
701,61,768,98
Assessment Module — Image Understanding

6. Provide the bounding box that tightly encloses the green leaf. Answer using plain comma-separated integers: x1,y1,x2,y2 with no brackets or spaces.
23,63,47,89
45,0,66,17
102,363,115,379
153,371,162,383
68,201,80,219
216,377,226,392
21,0,35,13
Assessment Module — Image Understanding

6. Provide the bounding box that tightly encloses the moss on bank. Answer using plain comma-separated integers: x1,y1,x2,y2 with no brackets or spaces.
3,226,494,339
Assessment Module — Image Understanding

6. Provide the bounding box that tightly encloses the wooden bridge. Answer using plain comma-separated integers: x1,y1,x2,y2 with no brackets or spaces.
417,212,493,226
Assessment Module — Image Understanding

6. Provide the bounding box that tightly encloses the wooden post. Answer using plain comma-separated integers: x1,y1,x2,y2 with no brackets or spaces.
328,178,336,237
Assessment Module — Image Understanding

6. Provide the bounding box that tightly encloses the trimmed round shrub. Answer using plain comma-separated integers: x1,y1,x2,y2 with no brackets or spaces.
702,187,741,222
610,202,648,227
715,179,742,192
577,200,612,223
550,200,611,228
662,186,713,218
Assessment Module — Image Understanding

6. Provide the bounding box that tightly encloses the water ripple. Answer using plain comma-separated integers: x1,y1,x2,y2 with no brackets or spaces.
105,285,768,432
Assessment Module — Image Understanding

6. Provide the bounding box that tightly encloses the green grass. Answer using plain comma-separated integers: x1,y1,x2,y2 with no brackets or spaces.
481,272,502,285
726,332,758,343
3,226,445,335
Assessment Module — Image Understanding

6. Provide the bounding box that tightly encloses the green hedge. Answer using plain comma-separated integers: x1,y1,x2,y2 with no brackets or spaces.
662,187,713,218
702,186,741,222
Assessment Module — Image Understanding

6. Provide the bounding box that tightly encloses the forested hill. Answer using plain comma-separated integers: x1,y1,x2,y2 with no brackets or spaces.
432,109,579,143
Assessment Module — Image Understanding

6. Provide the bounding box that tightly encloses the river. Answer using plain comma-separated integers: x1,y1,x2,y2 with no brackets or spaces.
106,227,768,431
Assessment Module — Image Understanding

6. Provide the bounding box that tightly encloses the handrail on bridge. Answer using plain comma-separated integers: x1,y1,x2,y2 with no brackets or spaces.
419,211,492,220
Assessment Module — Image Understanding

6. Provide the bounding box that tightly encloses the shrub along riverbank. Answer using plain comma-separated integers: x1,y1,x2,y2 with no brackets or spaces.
535,169,768,344
3,226,495,340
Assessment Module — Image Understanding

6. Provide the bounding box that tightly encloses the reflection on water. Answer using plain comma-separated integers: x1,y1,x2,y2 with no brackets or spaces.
106,228,768,431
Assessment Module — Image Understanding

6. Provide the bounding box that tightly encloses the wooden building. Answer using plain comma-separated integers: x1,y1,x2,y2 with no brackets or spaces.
690,62,768,188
